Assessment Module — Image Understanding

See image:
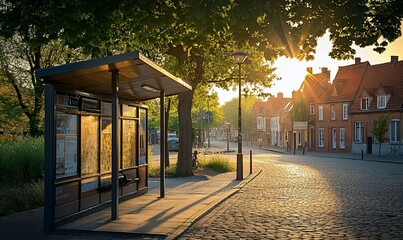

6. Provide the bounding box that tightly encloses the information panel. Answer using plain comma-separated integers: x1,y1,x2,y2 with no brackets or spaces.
56,114,78,179
122,119,137,168
101,118,112,173
139,108,147,165
81,116,99,175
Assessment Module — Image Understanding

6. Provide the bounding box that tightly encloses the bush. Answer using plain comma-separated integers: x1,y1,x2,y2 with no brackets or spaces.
0,180,44,216
0,136,44,185
200,155,235,173
148,163,179,177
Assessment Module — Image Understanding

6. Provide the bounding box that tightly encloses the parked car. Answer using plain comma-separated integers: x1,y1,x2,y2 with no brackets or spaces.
168,138,179,151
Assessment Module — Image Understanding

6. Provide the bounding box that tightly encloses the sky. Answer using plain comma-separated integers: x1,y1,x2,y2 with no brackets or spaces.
216,30,403,105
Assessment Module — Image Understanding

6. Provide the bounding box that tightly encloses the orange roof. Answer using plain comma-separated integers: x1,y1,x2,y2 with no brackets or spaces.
350,59,403,112
316,62,369,103
298,70,331,103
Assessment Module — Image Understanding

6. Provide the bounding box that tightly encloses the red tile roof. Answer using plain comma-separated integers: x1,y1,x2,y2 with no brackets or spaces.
350,60,403,112
316,62,369,103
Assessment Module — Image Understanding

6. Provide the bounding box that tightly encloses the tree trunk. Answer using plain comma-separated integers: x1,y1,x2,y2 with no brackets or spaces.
177,91,194,176
378,142,381,157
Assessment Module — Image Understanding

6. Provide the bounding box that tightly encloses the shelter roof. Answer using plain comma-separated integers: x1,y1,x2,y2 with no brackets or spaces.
36,52,192,101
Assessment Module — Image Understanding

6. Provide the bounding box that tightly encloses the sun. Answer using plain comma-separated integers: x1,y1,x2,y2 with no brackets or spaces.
271,57,309,98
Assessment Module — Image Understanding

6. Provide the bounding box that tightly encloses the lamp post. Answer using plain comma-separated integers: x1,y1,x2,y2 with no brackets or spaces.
231,50,248,180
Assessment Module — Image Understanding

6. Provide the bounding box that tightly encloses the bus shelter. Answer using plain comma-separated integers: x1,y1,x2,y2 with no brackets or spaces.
36,52,191,230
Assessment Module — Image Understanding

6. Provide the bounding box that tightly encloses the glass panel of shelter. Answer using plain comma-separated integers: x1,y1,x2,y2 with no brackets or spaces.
53,91,146,220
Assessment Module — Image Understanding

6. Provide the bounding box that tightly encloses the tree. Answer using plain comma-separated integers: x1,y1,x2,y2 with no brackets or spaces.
2,0,402,174
372,114,389,157
222,95,262,141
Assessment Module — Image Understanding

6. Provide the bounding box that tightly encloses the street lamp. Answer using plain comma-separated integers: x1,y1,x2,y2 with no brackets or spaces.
231,50,248,180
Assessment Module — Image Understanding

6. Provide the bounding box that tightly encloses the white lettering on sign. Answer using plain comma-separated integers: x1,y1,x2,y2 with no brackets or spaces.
293,122,308,130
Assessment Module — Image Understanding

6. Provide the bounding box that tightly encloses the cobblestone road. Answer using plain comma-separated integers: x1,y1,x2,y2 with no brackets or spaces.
179,154,403,239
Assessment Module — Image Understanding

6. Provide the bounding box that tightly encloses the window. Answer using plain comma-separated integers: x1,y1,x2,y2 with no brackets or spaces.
332,128,336,148
390,120,400,142
310,103,315,115
355,122,364,142
377,95,386,109
318,128,324,147
331,104,336,120
342,104,348,120
257,116,266,129
318,105,324,120
361,98,369,110
340,128,345,149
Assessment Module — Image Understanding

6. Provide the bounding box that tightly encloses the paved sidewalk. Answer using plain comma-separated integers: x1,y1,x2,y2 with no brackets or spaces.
0,161,259,240
261,145,403,164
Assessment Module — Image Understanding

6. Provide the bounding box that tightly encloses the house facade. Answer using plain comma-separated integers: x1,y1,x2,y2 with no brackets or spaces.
250,56,403,156
251,93,291,146
350,56,403,155
314,59,368,152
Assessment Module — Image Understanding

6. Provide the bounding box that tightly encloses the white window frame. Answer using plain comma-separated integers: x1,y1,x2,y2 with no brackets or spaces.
318,105,324,121
340,128,345,149
342,104,348,120
361,98,368,110
377,95,386,109
390,120,400,143
310,103,315,115
355,122,364,143
332,128,337,149
257,116,266,130
331,104,336,120
318,128,324,147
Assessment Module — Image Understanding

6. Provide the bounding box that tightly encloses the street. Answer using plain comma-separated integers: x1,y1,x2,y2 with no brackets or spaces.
179,141,403,239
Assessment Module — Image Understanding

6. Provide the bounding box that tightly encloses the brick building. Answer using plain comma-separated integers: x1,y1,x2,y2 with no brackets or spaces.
350,56,403,155
314,58,368,152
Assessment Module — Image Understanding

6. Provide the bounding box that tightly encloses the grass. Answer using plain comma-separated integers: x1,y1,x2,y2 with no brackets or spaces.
199,155,235,173
0,180,44,216
0,136,44,184
148,154,235,177
0,137,44,216
149,162,179,177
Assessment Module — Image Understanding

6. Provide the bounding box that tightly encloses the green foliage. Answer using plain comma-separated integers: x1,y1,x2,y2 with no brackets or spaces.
0,137,44,184
0,180,44,216
372,113,389,156
148,163,179,178
200,155,235,173
221,95,262,138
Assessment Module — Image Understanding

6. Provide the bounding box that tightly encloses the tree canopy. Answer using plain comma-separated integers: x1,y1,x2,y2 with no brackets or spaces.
1,0,402,174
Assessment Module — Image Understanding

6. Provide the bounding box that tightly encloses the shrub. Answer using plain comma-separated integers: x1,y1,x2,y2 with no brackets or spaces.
200,155,235,173
0,180,44,216
0,136,44,185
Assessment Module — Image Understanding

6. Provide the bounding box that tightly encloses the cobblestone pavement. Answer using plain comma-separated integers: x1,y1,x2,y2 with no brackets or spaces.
179,154,403,239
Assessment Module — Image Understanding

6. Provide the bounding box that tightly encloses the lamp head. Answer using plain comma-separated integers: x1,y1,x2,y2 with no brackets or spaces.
231,50,248,64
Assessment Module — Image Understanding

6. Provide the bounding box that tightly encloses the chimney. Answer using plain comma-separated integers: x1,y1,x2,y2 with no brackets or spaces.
277,92,283,99
355,57,361,64
321,67,328,74
306,67,313,74
391,56,399,63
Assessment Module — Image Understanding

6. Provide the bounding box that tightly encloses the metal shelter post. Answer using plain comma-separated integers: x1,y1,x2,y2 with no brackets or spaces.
160,90,166,198
44,84,55,231
111,70,120,220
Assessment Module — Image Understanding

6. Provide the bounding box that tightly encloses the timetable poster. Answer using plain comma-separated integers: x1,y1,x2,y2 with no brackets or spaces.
56,114,78,179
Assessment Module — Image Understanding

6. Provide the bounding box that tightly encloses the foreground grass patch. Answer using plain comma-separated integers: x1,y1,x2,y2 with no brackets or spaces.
199,155,235,173
0,180,44,216
149,154,234,177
